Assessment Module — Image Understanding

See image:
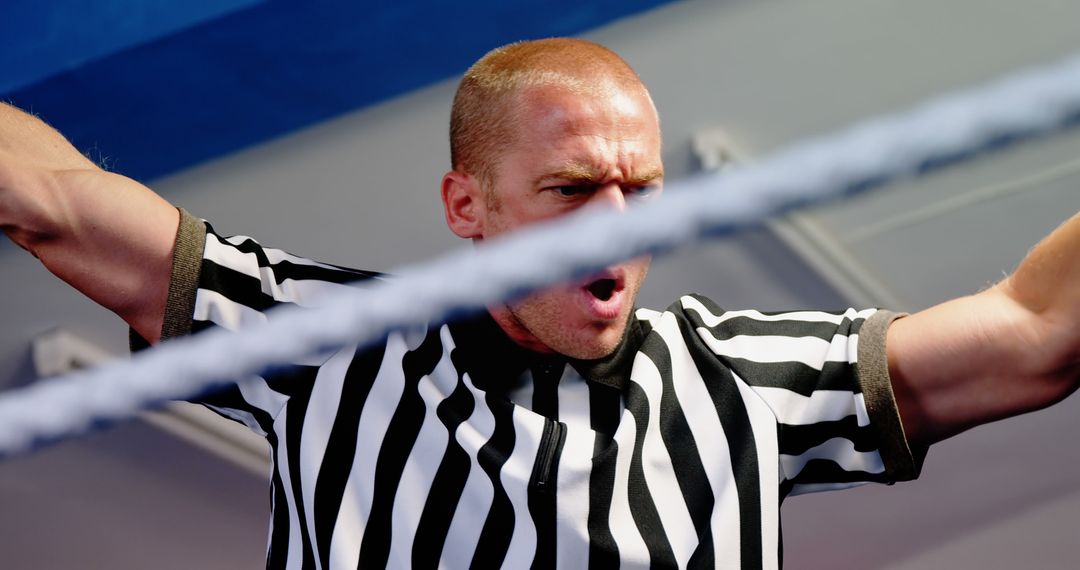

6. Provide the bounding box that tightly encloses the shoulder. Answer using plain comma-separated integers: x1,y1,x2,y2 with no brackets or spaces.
198,216,381,286
639,293,879,336
159,209,383,341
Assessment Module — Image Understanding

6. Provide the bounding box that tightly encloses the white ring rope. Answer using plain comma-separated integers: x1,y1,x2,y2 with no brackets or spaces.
2,52,1080,456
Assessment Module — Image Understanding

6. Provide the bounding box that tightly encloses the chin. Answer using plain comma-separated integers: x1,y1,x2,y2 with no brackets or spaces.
542,313,630,360
569,344,620,360
560,336,621,360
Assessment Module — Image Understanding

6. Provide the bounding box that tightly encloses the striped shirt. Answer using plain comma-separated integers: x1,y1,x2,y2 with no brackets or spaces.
156,209,921,569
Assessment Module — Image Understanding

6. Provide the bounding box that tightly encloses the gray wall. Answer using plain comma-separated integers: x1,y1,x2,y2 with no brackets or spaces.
2,0,1078,567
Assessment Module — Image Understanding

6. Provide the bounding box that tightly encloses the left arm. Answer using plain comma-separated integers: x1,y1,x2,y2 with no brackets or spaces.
887,211,1080,450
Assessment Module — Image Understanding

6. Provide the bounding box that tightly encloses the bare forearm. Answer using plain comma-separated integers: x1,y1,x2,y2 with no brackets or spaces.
1,102,178,342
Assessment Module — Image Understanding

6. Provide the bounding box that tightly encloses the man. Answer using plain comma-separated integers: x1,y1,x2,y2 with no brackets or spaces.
1,38,1077,569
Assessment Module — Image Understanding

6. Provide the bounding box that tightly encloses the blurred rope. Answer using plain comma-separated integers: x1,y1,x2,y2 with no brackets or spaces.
2,51,1080,456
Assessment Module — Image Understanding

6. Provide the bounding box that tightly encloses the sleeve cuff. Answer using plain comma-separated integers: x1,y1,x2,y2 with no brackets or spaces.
857,309,926,482
129,207,206,351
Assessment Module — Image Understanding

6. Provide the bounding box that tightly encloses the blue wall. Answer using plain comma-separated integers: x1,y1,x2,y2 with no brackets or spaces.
3,0,676,181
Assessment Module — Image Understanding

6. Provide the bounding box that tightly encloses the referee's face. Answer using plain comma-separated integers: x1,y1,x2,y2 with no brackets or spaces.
473,82,664,359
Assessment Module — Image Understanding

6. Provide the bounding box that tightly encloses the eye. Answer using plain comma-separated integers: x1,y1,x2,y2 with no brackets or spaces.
548,185,592,198
625,184,660,200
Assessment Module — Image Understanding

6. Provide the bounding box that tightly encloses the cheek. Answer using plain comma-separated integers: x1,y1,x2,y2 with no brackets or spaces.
480,202,525,239
483,193,575,238
628,256,652,283
479,207,514,240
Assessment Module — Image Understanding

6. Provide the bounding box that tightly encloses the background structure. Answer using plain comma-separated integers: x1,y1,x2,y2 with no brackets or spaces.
1,0,1078,567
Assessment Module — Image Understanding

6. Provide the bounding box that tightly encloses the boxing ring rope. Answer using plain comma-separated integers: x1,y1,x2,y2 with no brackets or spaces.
2,52,1080,457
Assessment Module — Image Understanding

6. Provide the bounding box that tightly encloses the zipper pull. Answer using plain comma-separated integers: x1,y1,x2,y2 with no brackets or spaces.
530,418,566,493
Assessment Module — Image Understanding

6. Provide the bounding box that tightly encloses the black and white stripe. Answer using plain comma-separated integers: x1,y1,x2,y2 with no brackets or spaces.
173,221,913,569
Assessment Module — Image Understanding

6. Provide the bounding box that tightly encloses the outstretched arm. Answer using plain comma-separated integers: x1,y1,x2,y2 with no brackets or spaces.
0,102,178,342
888,211,1080,450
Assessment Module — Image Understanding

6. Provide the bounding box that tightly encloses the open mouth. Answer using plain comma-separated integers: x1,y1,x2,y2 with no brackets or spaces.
586,278,618,301
578,271,626,321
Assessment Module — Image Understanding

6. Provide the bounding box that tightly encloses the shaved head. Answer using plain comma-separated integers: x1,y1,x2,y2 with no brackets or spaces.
450,38,652,193
441,38,663,359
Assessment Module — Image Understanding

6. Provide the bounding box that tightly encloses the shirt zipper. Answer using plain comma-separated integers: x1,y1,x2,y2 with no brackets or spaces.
531,418,566,493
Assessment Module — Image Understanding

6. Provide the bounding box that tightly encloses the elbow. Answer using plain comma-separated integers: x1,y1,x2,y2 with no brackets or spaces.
1036,314,1080,406
992,282,1080,408
1044,354,1080,408
3,226,53,258
1014,336,1080,416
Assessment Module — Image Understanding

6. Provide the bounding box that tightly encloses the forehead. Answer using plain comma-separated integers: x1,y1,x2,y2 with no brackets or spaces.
504,83,662,174
514,82,658,136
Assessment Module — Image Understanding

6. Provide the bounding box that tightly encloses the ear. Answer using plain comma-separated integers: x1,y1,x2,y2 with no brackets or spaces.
441,170,485,239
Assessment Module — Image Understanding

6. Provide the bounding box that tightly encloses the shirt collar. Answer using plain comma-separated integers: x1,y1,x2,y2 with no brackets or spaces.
447,310,643,393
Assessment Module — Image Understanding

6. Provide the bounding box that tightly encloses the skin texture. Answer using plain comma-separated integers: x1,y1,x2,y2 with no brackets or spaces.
442,82,663,359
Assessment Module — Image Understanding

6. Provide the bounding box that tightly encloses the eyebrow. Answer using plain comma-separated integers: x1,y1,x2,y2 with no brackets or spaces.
533,163,664,187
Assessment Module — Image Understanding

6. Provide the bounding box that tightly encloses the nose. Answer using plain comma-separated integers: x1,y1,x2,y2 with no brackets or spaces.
590,183,627,211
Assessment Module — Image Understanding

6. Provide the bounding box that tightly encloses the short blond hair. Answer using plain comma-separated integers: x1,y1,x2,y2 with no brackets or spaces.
449,38,648,189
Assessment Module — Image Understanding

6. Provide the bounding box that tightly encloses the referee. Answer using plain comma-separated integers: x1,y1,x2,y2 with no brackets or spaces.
1,38,1078,569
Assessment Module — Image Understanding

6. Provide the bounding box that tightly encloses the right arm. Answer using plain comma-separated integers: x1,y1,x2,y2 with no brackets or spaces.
0,102,178,342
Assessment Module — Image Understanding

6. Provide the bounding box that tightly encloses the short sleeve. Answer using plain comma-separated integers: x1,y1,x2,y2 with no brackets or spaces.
167,210,379,338
142,208,381,432
856,310,925,481
674,294,922,497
